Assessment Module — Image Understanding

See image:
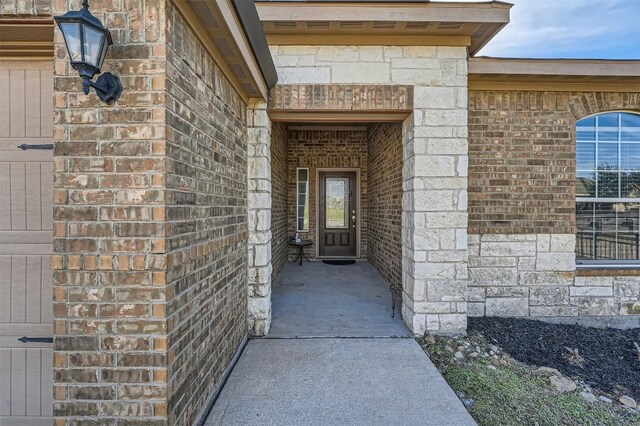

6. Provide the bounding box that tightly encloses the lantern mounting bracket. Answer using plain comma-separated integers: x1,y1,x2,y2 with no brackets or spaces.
83,72,122,105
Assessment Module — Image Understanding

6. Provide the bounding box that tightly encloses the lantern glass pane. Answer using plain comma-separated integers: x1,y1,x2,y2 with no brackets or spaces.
98,37,109,69
83,26,104,67
60,23,82,61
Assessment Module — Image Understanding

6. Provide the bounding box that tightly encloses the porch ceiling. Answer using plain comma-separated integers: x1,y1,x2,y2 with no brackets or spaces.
254,1,512,55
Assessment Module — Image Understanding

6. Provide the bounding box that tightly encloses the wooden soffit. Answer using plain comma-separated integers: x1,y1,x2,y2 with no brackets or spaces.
173,0,274,101
469,57,640,92
255,1,511,53
0,18,54,60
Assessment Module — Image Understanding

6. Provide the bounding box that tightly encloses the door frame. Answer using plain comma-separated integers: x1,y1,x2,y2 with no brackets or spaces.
315,168,361,259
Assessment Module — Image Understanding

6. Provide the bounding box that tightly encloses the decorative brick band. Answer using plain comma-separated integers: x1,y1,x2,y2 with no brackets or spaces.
268,84,413,113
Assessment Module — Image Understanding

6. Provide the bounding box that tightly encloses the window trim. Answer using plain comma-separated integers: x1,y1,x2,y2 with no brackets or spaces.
576,111,640,267
296,167,309,233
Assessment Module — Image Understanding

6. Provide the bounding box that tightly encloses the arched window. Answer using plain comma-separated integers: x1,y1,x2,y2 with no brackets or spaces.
576,112,640,264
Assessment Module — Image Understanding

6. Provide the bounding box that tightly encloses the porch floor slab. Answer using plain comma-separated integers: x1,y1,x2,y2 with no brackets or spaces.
204,261,475,426
269,261,410,338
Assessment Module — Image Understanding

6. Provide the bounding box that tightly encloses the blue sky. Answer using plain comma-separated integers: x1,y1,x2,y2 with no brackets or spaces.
446,0,640,59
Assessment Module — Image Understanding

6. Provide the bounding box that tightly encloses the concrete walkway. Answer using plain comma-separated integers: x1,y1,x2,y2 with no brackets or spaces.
205,262,475,426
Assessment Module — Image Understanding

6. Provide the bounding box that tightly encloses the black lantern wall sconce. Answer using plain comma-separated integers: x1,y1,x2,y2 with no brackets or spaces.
55,0,122,104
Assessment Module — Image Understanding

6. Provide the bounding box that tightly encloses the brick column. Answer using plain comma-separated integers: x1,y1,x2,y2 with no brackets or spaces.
247,100,273,335
52,1,168,424
401,47,470,335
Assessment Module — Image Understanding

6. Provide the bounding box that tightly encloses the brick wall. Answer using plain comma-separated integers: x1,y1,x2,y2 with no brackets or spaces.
0,0,50,15
468,90,640,320
271,122,289,281
468,91,575,234
164,3,247,425
52,0,167,424
367,123,403,294
287,128,368,259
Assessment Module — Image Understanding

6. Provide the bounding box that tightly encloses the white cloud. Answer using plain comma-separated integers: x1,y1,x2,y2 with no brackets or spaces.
442,0,639,58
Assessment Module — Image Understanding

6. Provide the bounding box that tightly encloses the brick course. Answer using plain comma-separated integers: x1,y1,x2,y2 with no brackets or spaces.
367,123,403,295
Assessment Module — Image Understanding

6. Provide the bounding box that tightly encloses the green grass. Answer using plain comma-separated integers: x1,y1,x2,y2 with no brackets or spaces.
422,337,640,426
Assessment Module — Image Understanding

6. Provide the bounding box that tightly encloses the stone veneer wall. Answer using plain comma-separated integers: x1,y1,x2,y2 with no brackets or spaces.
367,123,403,294
287,128,368,259
468,90,640,319
271,123,289,281
271,45,469,334
52,1,251,423
164,4,248,424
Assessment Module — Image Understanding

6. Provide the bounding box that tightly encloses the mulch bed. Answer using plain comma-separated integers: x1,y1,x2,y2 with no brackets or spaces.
469,317,640,400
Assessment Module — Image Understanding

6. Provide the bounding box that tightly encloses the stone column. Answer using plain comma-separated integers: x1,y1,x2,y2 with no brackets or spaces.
401,47,469,335
247,100,273,335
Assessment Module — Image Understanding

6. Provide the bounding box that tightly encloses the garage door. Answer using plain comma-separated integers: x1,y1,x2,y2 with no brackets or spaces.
0,61,54,425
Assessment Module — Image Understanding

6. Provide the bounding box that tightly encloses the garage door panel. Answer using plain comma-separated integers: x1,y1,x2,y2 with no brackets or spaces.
0,164,9,230
25,69,42,139
0,70,9,138
41,162,53,230
41,256,53,324
11,349,26,416
26,163,43,230
10,163,27,230
9,69,26,139
10,256,27,323
0,257,9,323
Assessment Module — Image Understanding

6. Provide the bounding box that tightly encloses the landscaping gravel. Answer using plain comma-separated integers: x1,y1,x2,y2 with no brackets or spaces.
469,317,640,401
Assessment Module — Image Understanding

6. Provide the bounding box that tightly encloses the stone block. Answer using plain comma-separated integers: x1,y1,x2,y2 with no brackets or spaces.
485,298,529,317
486,287,529,298
426,279,467,302
277,67,331,84
469,267,517,286
620,302,640,315
467,302,485,317
332,62,390,83
572,297,617,316
519,271,574,286
574,276,614,287
414,87,456,109
549,234,576,252
438,314,467,331
569,286,613,297
466,286,486,302
529,306,579,317
614,280,640,297
481,241,536,257
529,287,570,306
536,252,575,272
468,256,517,268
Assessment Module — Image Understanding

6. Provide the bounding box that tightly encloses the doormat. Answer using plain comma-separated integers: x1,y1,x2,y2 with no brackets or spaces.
322,260,356,265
